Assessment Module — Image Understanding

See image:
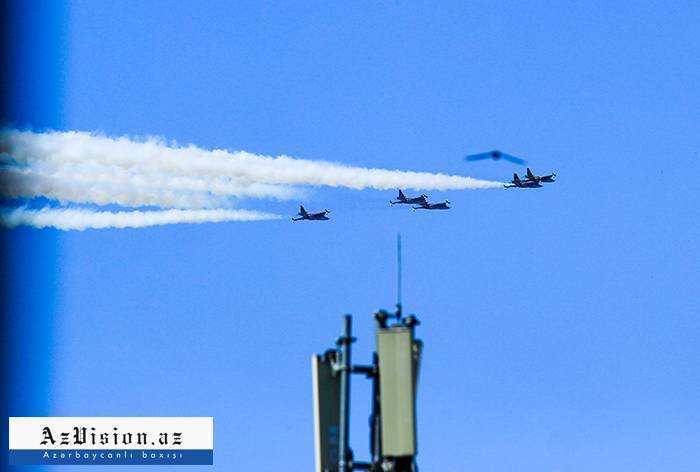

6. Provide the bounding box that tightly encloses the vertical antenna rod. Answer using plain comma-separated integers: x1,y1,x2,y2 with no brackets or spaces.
397,233,402,319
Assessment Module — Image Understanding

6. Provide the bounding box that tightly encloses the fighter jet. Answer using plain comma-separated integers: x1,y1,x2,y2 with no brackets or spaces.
292,205,330,221
524,168,556,183
413,199,451,210
504,168,557,189
390,189,428,205
503,173,542,188
465,149,527,165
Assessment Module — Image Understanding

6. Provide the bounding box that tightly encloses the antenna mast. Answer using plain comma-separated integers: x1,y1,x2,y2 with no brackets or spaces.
312,233,421,472
397,233,402,319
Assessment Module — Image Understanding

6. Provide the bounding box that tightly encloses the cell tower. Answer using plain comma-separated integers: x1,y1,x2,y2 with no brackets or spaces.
312,235,422,471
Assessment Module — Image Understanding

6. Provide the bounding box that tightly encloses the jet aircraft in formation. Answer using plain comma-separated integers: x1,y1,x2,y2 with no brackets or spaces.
504,168,556,189
292,161,556,220
524,168,556,183
292,206,330,221
412,199,450,210
392,189,450,210
293,189,451,221
390,189,428,205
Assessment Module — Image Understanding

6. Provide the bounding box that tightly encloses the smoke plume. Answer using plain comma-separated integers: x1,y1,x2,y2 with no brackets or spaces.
0,128,504,230
0,207,281,231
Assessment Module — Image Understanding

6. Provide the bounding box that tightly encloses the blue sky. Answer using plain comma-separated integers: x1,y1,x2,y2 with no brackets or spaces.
7,0,700,470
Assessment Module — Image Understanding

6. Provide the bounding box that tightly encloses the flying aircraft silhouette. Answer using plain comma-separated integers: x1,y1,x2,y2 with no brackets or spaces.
524,167,556,183
390,189,428,205
413,199,451,210
504,173,541,188
503,168,556,188
292,206,330,221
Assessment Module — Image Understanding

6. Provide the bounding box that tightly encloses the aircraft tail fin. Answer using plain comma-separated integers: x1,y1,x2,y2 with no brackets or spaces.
299,205,308,217
526,168,534,179
513,173,520,183
398,189,406,199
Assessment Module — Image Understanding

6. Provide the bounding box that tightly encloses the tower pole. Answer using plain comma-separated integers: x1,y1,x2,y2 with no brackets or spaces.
338,314,353,472
397,233,402,320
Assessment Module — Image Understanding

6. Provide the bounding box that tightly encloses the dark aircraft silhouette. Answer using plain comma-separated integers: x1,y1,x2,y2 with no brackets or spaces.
465,149,527,165
292,205,330,221
504,168,556,189
504,173,542,188
524,168,556,183
413,200,451,210
391,189,428,205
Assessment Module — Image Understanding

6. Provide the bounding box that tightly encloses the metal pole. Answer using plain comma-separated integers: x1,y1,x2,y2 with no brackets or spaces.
338,314,352,472
370,352,381,467
397,233,402,320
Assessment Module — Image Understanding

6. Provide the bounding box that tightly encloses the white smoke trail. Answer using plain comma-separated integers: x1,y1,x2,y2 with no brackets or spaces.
0,207,281,231
1,129,504,198
0,162,303,208
0,128,504,230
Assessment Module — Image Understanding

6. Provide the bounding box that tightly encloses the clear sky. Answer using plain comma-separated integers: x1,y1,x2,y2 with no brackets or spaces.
12,0,700,470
